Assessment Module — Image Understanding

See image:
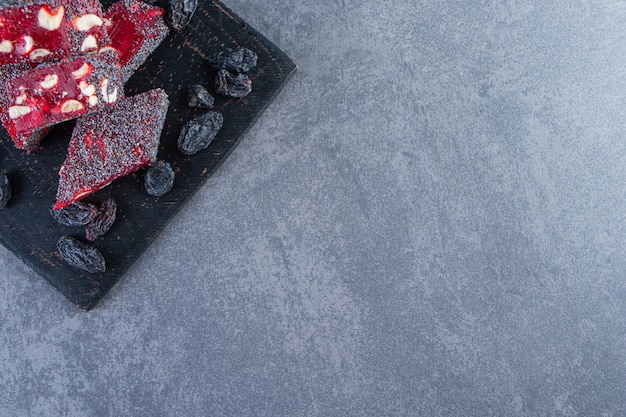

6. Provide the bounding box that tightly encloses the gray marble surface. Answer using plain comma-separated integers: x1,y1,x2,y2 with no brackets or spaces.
2,0,626,415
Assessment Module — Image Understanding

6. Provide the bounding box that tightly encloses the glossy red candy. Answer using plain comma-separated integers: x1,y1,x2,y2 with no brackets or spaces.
105,0,169,82
0,63,50,151
0,0,110,65
1,50,124,138
54,89,169,210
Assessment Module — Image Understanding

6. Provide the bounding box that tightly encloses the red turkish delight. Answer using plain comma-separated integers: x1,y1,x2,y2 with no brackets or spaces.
0,63,50,151
7,123,49,151
1,50,124,138
0,0,110,65
105,0,169,82
54,89,169,210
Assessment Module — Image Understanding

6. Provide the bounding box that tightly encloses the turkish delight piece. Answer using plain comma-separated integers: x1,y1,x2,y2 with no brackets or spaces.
0,63,50,151
10,125,50,151
0,0,111,65
54,89,169,210
105,0,169,82
1,50,124,138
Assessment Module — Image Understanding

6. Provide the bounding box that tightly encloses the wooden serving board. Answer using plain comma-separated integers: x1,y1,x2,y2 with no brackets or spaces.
0,0,296,310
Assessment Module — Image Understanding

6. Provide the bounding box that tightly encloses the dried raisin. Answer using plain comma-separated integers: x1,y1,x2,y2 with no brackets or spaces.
50,202,98,226
178,111,223,155
187,84,214,109
166,0,198,32
206,47,258,73
0,173,11,208
145,161,175,197
57,236,106,273
86,198,117,241
215,69,252,98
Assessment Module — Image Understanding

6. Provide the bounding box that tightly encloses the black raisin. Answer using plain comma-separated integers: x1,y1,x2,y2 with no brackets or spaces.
187,84,214,109
145,161,175,197
57,236,106,273
50,202,98,227
178,111,223,155
215,69,252,98
166,0,198,32
0,172,11,208
86,198,117,241
206,47,258,73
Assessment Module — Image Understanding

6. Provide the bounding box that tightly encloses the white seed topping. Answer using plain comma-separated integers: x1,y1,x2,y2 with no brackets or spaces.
80,35,98,52
74,14,103,32
107,88,118,103
88,95,98,106
78,81,96,96
100,78,109,101
38,5,64,30
30,48,51,60
0,40,13,53
22,36,34,54
60,100,84,113
99,46,117,54
15,93,27,105
100,78,118,103
71,63,91,79
40,74,58,89
9,105,32,119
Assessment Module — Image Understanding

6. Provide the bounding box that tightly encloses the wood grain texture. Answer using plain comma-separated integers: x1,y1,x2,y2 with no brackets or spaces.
0,0,296,310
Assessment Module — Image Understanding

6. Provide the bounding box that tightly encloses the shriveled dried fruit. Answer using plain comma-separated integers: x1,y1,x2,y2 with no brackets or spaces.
86,198,117,241
145,160,174,196
187,84,214,108
50,201,98,226
177,111,223,155
0,173,11,207
56,236,106,273
215,69,252,98
206,47,258,73
166,0,197,32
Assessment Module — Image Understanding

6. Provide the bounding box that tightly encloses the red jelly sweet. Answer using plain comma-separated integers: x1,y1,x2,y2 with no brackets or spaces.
2,50,124,138
10,126,50,151
54,89,169,210
105,0,169,82
0,63,50,151
0,0,110,65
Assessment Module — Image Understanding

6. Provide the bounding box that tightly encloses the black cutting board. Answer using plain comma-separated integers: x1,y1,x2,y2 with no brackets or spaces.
0,0,296,310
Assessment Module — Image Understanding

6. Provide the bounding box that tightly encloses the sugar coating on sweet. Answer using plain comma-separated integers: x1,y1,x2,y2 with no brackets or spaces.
54,89,170,210
105,0,170,83
0,0,111,65
1,50,124,137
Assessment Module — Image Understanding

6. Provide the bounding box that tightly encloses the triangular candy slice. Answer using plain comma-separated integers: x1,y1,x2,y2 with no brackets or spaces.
54,88,169,210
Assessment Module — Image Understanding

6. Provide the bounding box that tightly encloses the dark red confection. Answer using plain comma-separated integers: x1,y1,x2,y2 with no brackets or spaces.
2,50,124,138
54,89,169,210
0,0,110,65
105,0,169,82
0,63,50,151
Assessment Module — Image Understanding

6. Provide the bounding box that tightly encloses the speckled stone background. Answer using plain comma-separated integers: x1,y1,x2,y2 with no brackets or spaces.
2,0,626,415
